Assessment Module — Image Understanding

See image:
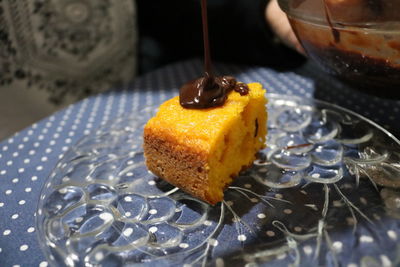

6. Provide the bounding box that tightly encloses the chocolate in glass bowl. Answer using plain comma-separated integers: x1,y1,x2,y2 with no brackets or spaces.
278,0,400,97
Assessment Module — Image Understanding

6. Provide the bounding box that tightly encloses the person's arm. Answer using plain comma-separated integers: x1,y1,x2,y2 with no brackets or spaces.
265,0,305,55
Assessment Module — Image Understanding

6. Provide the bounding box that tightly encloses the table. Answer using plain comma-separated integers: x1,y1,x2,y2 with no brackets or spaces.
0,59,399,267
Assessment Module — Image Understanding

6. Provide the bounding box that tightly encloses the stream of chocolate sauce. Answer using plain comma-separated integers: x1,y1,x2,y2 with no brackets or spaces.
179,0,249,109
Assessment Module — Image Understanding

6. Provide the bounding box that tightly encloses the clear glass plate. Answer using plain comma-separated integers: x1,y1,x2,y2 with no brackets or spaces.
36,94,400,267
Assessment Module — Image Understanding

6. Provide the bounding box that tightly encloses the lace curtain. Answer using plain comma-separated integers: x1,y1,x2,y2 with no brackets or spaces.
0,0,138,104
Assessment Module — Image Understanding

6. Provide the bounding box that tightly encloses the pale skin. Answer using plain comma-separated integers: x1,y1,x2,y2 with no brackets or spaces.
265,0,306,55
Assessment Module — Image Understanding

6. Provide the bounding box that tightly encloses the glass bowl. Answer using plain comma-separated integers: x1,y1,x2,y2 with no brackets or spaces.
278,0,400,97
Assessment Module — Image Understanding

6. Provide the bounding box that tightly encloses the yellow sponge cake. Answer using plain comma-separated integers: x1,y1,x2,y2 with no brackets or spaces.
143,83,267,205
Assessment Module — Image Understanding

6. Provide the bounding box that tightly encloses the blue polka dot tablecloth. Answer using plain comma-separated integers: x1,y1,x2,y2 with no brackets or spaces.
0,59,399,267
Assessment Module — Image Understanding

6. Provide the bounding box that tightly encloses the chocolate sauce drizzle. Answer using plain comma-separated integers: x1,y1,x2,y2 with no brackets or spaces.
323,0,340,43
179,0,249,109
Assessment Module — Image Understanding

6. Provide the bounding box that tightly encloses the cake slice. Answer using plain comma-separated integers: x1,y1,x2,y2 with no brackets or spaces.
143,83,267,205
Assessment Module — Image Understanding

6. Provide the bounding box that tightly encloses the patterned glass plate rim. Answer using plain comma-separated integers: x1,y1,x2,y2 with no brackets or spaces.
268,94,400,146
36,94,400,267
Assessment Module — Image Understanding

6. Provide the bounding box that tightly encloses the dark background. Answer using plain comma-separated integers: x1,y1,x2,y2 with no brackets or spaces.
136,0,304,74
